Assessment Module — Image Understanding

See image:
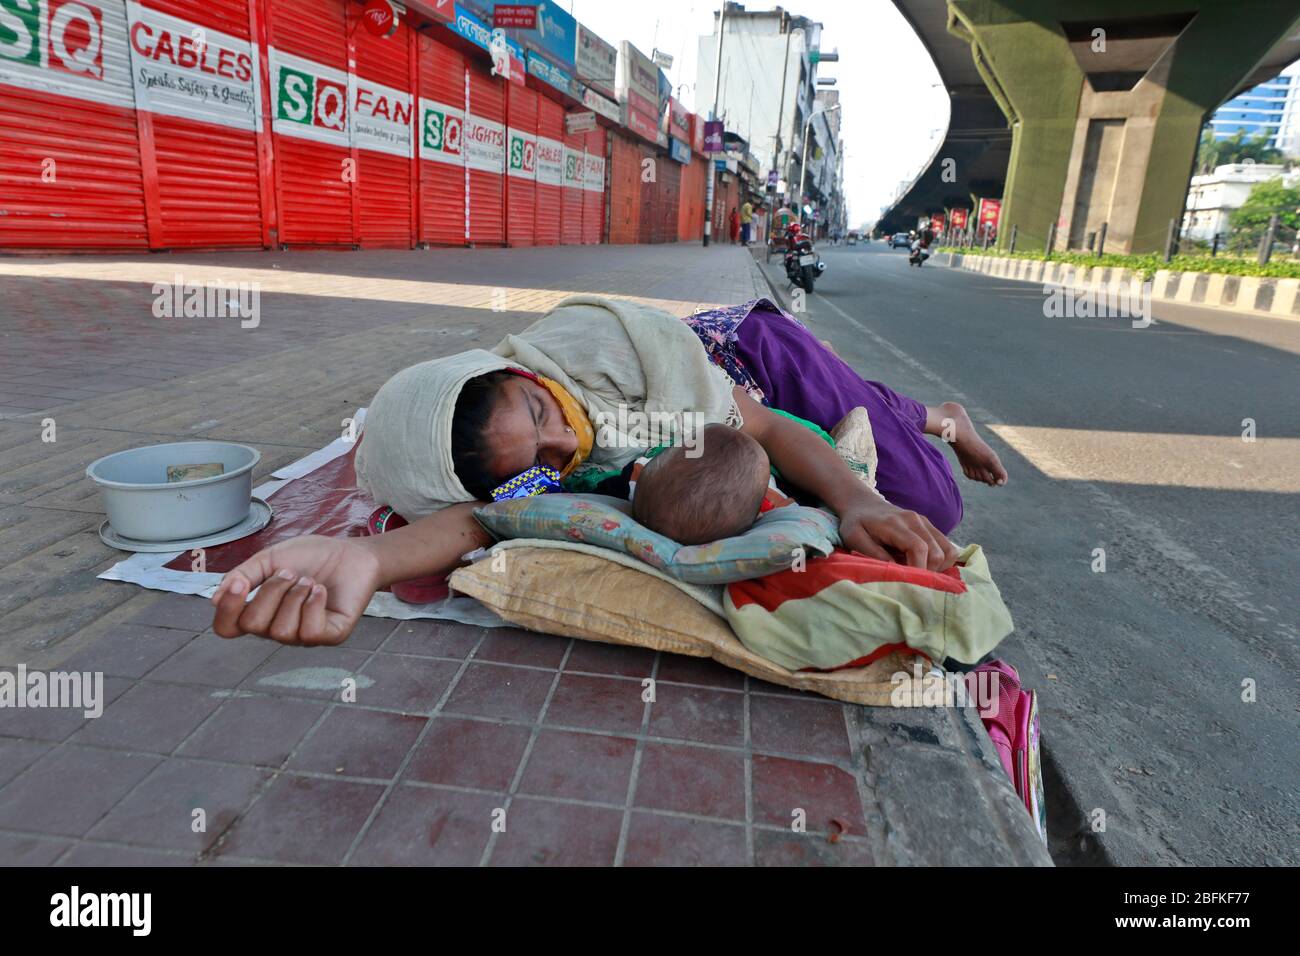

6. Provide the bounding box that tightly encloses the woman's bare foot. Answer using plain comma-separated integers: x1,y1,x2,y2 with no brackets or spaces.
936,401,1008,486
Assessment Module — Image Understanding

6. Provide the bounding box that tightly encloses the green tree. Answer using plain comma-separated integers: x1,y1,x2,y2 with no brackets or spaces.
1226,177,1300,252
1197,128,1223,174
1197,128,1286,173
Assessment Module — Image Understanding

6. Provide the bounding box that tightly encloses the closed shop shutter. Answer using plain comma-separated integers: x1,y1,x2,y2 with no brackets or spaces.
266,0,353,246
504,81,536,246
533,95,562,246
466,65,505,245
351,5,414,249
581,126,605,245
607,131,639,244
416,35,467,247
654,156,681,244
677,155,705,242
561,124,584,245
636,143,655,245
0,0,148,249
132,0,265,249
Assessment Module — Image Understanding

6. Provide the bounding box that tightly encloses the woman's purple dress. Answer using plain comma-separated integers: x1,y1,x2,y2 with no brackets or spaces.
683,298,963,534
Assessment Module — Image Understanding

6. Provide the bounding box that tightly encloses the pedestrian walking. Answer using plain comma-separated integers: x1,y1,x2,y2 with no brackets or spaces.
729,207,740,244
740,200,753,246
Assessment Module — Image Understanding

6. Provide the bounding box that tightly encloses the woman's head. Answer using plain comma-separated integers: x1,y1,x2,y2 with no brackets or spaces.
451,371,579,500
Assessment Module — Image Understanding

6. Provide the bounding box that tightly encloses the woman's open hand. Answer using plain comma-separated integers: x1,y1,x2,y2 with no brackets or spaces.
210,535,382,645
836,500,960,572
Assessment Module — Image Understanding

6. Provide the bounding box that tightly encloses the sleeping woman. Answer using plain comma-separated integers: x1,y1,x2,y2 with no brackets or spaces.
210,295,1006,646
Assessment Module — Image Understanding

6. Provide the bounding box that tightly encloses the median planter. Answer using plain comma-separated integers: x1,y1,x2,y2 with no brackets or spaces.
943,252,1300,321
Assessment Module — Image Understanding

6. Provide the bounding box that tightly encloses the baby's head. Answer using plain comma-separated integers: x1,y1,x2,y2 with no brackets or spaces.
632,424,770,544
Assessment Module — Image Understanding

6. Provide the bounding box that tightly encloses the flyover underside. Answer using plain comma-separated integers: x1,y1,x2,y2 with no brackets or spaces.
880,91,1011,233
885,0,1300,252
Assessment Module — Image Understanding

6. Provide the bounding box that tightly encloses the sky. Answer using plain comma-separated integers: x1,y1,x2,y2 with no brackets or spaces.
565,0,951,228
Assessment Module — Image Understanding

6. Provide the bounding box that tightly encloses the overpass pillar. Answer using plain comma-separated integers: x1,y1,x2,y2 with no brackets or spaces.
948,1,1300,254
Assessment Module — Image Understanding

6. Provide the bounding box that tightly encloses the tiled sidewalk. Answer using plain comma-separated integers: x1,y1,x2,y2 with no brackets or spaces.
2,603,883,866
0,243,1050,866
0,595,1041,866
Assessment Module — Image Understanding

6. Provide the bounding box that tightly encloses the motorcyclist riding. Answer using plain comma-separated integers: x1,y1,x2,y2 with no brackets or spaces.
909,225,934,266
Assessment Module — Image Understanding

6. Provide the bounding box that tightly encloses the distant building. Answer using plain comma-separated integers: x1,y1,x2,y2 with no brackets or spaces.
1182,162,1299,241
696,2,843,229
1209,62,1300,153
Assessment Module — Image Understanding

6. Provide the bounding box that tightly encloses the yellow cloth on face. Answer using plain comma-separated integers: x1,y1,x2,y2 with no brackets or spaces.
536,374,593,477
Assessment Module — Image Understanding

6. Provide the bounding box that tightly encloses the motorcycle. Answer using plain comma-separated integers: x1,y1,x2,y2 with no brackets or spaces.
908,239,931,267
782,224,826,292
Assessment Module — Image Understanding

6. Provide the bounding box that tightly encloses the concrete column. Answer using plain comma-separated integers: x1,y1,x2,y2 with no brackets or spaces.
948,0,1300,254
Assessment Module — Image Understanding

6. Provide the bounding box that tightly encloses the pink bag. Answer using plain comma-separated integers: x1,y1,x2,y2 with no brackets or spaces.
973,660,1047,844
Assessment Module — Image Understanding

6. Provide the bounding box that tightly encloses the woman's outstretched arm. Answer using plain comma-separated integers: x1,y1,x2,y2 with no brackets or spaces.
211,501,491,645
734,388,959,571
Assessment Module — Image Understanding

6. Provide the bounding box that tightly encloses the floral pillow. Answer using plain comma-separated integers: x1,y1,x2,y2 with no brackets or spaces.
472,494,840,585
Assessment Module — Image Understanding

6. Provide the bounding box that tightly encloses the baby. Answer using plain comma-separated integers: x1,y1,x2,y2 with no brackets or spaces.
631,424,776,544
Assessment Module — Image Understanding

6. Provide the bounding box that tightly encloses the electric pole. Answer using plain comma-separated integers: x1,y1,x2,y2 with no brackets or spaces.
703,3,726,247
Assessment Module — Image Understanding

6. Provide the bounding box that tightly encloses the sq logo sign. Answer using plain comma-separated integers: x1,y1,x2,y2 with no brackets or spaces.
509,133,535,173
48,0,103,78
422,108,462,154
0,0,42,66
276,64,347,131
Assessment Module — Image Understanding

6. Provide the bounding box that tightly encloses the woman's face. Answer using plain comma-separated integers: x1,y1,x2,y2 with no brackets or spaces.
481,375,579,484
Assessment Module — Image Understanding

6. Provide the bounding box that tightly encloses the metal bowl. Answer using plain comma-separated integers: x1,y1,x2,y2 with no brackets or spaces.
86,441,261,542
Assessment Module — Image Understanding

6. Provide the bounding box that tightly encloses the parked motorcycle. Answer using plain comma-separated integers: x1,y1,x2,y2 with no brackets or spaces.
782,224,826,292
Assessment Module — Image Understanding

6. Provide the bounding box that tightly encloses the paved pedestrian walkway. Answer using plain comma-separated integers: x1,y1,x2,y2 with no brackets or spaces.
0,243,1049,866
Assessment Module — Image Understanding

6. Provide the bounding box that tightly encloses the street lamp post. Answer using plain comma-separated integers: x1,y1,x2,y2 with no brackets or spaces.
703,5,727,248
767,26,802,259
799,103,840,228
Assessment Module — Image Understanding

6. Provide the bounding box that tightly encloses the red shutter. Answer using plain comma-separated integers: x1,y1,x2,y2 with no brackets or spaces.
654,156,681,243
533,95,563,246
466,65,505,245
416,35,467,247
266,0,353,246
138,0,264,249
561,122,584,245
636,143,655,244
678,155,704,242
351,4,415,248
0,0,147,249
607,130,640,244
581,126,605,244
504,82,536,246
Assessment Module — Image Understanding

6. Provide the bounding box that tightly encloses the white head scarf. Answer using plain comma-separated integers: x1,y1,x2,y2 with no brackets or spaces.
354,350,513,520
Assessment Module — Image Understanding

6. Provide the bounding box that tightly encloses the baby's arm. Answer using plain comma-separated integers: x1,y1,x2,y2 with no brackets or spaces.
734,388,958,571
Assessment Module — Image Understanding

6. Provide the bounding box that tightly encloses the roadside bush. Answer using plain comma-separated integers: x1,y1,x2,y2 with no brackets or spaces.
935,246,1300,281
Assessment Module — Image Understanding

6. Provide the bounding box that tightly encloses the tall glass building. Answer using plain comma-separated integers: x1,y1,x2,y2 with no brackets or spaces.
1209,65,1299,152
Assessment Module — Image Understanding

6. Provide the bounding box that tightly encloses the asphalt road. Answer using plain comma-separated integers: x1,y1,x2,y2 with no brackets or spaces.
759,240,1299,865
